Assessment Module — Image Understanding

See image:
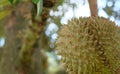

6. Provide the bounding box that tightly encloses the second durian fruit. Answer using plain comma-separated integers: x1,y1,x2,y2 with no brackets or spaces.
55,17,120,74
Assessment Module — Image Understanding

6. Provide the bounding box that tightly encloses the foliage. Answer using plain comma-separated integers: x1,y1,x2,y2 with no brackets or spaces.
103,0,120,20
32,0,39,4
37,0,43,15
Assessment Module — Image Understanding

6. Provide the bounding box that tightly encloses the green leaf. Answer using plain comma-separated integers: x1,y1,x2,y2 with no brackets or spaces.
8,0,21,4
9,0,14,4
16,0,22,3
37,0,43,15
0,10,11,20
32,0,39,4
0,0,10,7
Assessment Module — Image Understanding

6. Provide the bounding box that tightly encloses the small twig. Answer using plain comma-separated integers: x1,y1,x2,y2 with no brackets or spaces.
88,0,98,16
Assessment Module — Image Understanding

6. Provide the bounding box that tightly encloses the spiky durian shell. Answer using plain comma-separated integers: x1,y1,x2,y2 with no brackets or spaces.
55,17,120,74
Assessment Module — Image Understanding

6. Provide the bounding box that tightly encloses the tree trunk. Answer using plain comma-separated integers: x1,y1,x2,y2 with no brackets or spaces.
0,9,44,74
0,11,27,74
0,0,56,74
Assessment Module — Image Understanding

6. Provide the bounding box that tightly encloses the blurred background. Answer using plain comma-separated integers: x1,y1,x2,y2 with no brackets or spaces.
0,0,120,74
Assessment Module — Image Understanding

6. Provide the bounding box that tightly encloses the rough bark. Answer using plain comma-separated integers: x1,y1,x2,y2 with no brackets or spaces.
0,0,56,74
0,2,44,74
16,1,56,74
0,48,3,61
0,11,27,74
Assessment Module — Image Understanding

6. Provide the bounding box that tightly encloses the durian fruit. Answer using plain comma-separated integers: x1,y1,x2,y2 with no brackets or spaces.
55,17,120,74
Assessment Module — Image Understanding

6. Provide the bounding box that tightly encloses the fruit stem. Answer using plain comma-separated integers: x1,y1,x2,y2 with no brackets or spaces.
88,0,98,17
